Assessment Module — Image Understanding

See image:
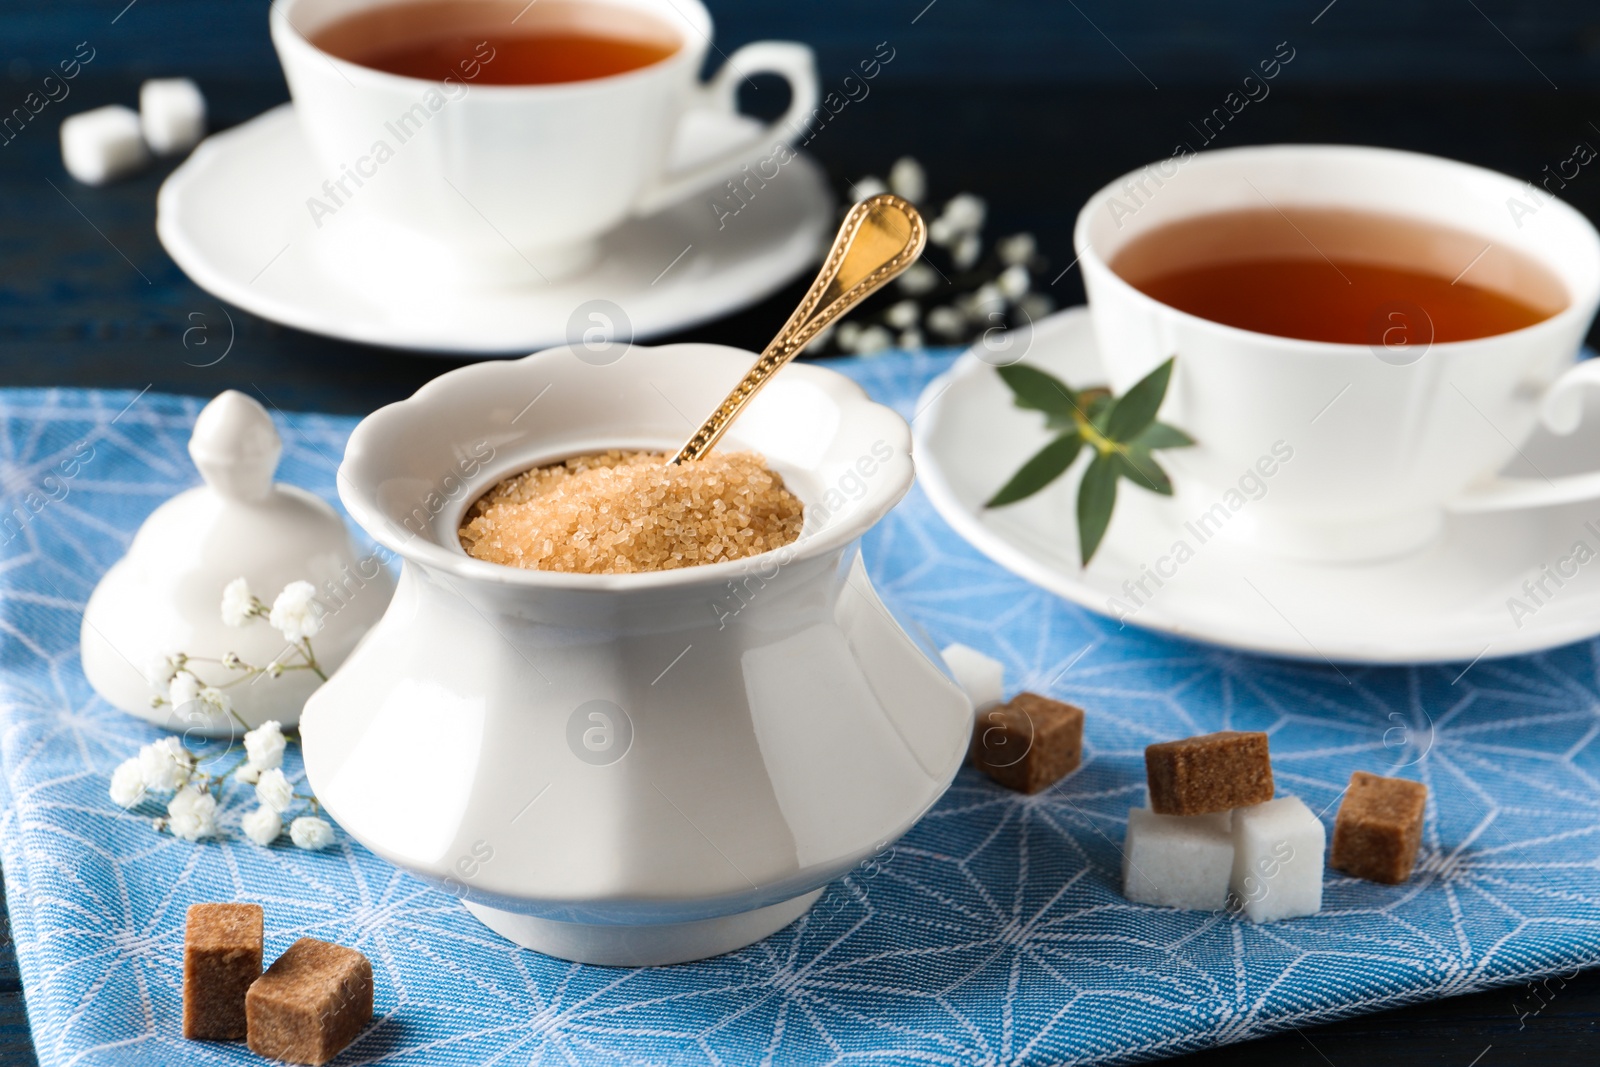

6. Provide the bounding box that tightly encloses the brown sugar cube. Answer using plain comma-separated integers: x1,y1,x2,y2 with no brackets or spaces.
246,938,373,1065
970,692,1085,794
1331,771,1428,884
1144,731,1273,815
183,902,263,1040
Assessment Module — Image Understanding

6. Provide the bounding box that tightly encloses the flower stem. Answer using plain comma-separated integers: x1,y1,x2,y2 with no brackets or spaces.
195,745,247,795
299,639,328,682
1073,410,1125,457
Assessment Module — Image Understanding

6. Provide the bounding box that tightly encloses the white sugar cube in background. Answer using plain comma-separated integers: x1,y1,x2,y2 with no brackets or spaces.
60,105,149,186
1122,808,1234,910
1230,796,1326,922
940,643,1003,709
139,78,206,155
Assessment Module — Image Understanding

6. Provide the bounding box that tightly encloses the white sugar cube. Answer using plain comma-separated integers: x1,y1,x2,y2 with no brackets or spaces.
139,78,206,155
1122,807,1234,910
940,642,1003,709
1230,796,1326,922
60,105,149,185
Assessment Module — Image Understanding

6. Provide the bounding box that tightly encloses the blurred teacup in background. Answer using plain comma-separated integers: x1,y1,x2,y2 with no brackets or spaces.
272,0,818,284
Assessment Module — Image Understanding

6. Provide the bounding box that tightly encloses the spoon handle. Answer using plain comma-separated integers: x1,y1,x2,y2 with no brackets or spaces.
670,193,927,465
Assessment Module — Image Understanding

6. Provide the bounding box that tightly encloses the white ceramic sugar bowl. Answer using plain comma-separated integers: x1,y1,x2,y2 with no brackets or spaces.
81,391,393,735
302,343,973,966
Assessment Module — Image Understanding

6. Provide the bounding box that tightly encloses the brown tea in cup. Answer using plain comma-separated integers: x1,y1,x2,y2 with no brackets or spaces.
312,0,681,84
1109,206,1567,344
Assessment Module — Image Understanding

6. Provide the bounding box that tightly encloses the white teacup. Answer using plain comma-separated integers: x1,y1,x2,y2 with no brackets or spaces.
271,0,818,283
1076,144,1600,563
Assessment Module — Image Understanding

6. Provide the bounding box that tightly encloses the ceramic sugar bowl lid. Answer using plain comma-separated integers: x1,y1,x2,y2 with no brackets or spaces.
81,391,393,736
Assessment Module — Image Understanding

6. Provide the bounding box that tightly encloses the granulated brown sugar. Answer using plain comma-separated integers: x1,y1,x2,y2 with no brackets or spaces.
458,450,804,574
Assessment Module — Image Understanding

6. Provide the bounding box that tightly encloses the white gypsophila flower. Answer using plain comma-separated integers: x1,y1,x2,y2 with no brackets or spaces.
241,805,282,847
1020,292,1055,321
834,321,863,353
220,577,254,627
235,763,261,784
166,786,217,841
255,767,295,813
998,232,1036,267
952,232,982,271
996,263,1031,302
926,306,966,339
849,175,887,202
963,283,1006,323
888,156,926,202
109,757,146,808
144,653,179,690
884,299,921,330
927,216,956,247
854,325,893,356
168,670,201,709
243,719,286,772
138,736,192,792
290,815,335,850
200,687,232,715
898,328,925,351
941,193,986,235
896,262,939,296
269,581,323,643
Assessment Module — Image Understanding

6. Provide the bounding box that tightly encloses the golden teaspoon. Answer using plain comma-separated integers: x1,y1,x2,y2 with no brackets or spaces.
669,193,927,464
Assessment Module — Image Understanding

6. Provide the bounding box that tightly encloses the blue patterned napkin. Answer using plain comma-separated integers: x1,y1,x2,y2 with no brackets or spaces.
1,366,1596,1067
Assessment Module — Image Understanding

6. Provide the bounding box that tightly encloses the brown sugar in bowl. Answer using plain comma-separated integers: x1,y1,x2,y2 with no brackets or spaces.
458,449,804,575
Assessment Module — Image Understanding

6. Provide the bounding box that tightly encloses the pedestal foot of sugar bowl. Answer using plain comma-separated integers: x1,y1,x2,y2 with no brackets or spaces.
464,890,825,967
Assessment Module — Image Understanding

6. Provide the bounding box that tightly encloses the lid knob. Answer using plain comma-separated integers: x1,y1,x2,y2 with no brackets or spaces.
188,390,282,502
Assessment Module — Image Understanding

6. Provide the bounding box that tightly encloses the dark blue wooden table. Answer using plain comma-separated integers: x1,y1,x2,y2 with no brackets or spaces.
3,0,1599,1062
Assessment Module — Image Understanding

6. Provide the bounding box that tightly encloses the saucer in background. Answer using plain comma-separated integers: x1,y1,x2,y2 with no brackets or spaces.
914,307,1600,664
156,104,832,356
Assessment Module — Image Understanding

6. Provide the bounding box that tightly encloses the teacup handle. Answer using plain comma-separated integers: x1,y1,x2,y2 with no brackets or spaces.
632,41,819,217
1448,358,1600,513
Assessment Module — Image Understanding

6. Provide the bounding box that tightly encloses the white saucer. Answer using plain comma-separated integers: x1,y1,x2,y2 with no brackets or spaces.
915,307,1600,664
156,104,833,355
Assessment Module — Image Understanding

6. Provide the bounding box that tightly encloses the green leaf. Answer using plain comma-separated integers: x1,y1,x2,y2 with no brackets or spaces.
1130,421,1195,451
1102,356,1176,442
986,433,1083,507
1077,452,1119,566
997,363,1078,417
1115,449,1173,495
990,357,1195,568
